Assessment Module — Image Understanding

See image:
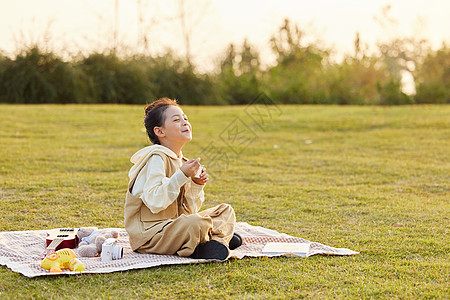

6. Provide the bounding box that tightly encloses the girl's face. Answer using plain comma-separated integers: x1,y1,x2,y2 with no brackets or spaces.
159,105,192,144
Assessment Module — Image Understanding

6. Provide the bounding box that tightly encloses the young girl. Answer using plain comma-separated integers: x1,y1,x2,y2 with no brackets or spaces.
124,98,241,260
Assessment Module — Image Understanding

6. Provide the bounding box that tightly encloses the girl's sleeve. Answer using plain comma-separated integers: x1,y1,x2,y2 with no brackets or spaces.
183,180,205,214
134,155,190,214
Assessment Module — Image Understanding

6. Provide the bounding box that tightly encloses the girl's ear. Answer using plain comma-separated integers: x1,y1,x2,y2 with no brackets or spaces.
154,127,165,138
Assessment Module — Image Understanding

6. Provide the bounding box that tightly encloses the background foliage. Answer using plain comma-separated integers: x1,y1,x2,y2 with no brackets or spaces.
0,19,448,105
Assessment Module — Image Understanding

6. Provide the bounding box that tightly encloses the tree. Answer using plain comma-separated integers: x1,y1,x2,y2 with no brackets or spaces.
264,19,329,104
374,5,429,95
414,44,450,103
216,39,261,105
378,37,429,88
327,33,389,105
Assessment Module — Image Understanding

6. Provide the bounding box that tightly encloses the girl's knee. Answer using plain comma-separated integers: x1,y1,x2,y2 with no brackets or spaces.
180,214,212,232
218,203,235,218
218,203,234,213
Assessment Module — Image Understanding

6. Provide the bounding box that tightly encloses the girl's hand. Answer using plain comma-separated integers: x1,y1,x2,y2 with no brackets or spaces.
180,158,201,178
192,166,209,185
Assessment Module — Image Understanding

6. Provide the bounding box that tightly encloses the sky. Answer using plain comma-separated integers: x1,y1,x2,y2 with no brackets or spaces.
0,0,449,72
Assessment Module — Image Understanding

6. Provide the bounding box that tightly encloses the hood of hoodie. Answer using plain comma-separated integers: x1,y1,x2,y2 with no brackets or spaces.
128,144,186,180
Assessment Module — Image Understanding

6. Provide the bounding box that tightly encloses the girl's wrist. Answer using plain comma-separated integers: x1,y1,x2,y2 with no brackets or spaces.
192,178,205,185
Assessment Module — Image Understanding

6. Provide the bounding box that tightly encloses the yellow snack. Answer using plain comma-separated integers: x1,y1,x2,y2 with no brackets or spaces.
41,248,85,273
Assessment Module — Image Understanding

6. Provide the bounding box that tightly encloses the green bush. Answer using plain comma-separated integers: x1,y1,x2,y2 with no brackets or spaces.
377,80,413,105
215,68,260,105
78,53,150,104
261,19,330,104
326,57,386,105
213,42,261,105
0,46,86,103
141,54,216,105
414,45,450,104
264,60,323,105
415,82,447,104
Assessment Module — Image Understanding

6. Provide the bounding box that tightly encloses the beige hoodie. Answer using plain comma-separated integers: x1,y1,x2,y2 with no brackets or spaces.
124,144,204,251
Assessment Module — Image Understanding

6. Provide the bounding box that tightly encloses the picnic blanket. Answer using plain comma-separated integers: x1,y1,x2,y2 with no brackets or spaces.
0,222,359,277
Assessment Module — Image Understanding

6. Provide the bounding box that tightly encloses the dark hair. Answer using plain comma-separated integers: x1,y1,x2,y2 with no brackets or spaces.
144,98,179,144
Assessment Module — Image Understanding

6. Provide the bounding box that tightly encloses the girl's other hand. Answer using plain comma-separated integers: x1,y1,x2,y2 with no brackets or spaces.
180,158,201,178
192,166,208,185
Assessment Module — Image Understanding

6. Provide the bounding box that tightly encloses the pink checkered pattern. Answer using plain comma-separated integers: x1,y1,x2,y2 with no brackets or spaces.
0,222,358,277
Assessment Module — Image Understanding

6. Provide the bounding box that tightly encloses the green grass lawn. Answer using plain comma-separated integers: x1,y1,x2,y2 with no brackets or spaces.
0,104,448,299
